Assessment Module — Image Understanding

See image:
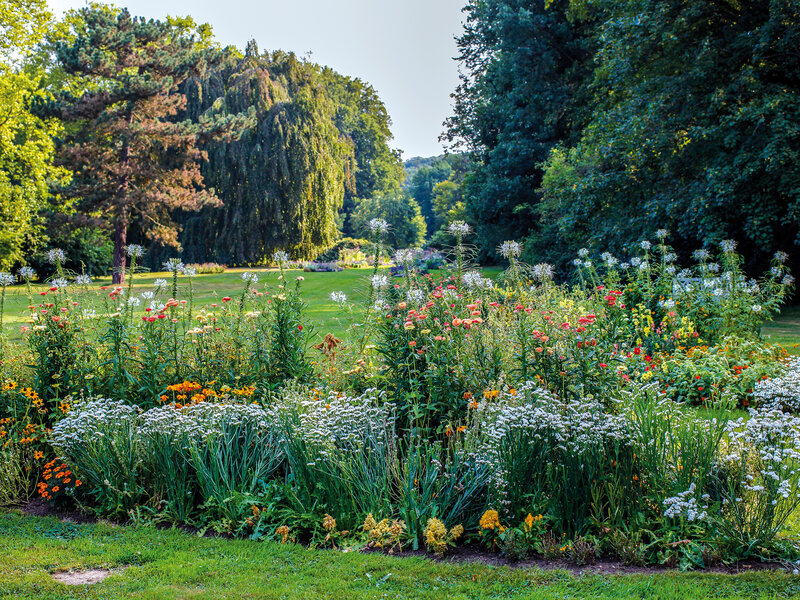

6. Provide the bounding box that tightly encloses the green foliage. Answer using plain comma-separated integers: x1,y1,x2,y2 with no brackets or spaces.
350,191,426,249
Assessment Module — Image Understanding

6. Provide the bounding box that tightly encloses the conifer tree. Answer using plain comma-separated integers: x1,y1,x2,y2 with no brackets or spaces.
53,8,241,282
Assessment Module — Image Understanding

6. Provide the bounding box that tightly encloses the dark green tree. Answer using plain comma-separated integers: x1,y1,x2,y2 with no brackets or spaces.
540,0,800,267
444,0,594,262
52,8,241,283
179,45,351,264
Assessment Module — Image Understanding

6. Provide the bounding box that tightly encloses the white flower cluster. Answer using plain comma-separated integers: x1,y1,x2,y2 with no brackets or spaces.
51,399,141,454
370,274,389,290
498,240,521,259
463,271,491,289
126,244,145,259
329,290,348,305
532,263,554,282
0,272,15,287
753,359,800,413
153,278,168,290
45,248,66,265
290,388,396,455
181,265,197,277
448,221,471,236
18,266,35,281
720,239,738,253
394,249,415,265
368,218,389,235
406,288,426,305
51,278,69,290
273,250,289,265
692,249,711,261
241,272,259,284
473,383,630,507
600,252,618,267
163,259,185,273
74,274,92,286
663,483,709,522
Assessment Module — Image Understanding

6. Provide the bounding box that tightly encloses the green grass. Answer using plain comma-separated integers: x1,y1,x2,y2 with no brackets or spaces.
762,305,800,353
0,511,798,600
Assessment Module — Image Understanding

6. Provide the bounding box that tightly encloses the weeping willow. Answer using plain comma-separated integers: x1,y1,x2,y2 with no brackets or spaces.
180,45,352,264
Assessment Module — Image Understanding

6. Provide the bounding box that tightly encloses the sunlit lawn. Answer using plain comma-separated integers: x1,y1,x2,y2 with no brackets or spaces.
1,511,798,600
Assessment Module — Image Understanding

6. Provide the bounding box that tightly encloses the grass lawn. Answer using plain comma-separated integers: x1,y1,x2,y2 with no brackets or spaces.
762,305,800,353
0,511,798,600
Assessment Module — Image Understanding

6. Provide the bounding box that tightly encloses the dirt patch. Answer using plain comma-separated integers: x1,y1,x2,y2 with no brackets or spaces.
21,497,95,524
51,568,121,585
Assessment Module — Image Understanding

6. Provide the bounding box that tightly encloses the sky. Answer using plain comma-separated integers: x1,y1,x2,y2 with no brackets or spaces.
46,0,466,159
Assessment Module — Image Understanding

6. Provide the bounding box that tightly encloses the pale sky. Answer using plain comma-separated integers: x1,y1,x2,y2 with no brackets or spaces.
47,0,466,158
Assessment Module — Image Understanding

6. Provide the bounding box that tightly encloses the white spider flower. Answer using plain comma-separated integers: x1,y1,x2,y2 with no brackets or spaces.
406,288,426,305
0,272,15,287
463,270,490,289
720,239,737,253
751,304,763,313
51,277,69,289
163,259,184,273
370,274,389,290
640,240,652,251
153,278,168,290
329,291,348,305
242,272,259,284
655,229,669,240
578,248,590,258
783,275,795,286
126,244,144,259
181,265,197,277
692,249,711,261
448,221,471,236
74,274,92,286
368,218,389,234
394,249,416,265
17,266,35,281
775,251,789,263
498,240,522,259
45,248,67,265
532,263,554,281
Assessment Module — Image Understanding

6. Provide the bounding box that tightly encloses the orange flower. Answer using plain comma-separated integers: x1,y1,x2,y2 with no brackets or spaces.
33,451,43,460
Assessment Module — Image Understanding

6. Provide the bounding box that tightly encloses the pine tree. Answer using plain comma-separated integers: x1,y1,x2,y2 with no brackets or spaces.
53,8,240,282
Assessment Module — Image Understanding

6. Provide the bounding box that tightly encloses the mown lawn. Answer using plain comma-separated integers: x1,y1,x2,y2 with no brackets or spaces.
0,511,797,600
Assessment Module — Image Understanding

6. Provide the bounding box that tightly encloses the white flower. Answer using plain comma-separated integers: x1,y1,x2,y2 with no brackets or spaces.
655,229,669,240
751,304,762,313
707,263,720,273
126,244,144,258
638,261,650,271
720,239,737,253
17,266,35,281
631,257,642,267
573,259,583,267
463,271,490,289
74,274,92,286
498,240,522,259
273,250,289,265
181,265,197,277
394,249,415,265
368,219,389,234
583,260,593,269
578,248,590,258
664,265,677,275
447,221,471,236
663,252,677,263
406,289,426,305
775,251,789,263
370,274,389,290
329,291,348,305
51,277,69,289
640,240,652,251
0,272,15,287
163,259,184,273
45,248,66,265
693,249,710,261
771,266,784,277
532,263,554,281
619,262,630,270
783,275,795,286
153,279,168,290
242,272,259,284
600,252,618,267
127,296,141,307
141,291,155,300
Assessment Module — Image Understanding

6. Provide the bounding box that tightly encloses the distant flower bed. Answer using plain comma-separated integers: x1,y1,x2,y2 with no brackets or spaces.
187,262,226,274
304,261,344,272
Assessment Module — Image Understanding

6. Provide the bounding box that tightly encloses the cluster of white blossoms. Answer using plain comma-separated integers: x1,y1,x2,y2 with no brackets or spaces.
498,240,522,259
532,263,554,282
241,271,259,284
472,383,629,508
18,266,35,281
181,265,197,277
273,250,289,265
753,358,800,412
0,272,15,287
51,277,69,290
153,278,168,290
600,252,618,267
329,290,348,305
45,248,66,265
368,218,389,235
126,244,144,259
74,274,92,286
394,248,416,265
720,239,738,253
463,270,491,290
163,259,185,273
370,274,389,290
640,240,652,251
406,288,426,305
655,229,669,240
51,399,141,455
448,221,471,236
663,483,709,522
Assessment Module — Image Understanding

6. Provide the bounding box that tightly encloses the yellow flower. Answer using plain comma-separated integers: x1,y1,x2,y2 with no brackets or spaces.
479,509,501,530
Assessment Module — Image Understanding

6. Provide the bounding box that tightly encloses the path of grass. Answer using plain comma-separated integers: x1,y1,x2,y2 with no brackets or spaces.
0,511,797,600
763,305,800,353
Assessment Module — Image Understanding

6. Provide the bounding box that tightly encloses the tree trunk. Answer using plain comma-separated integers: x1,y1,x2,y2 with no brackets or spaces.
112,212,127,285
